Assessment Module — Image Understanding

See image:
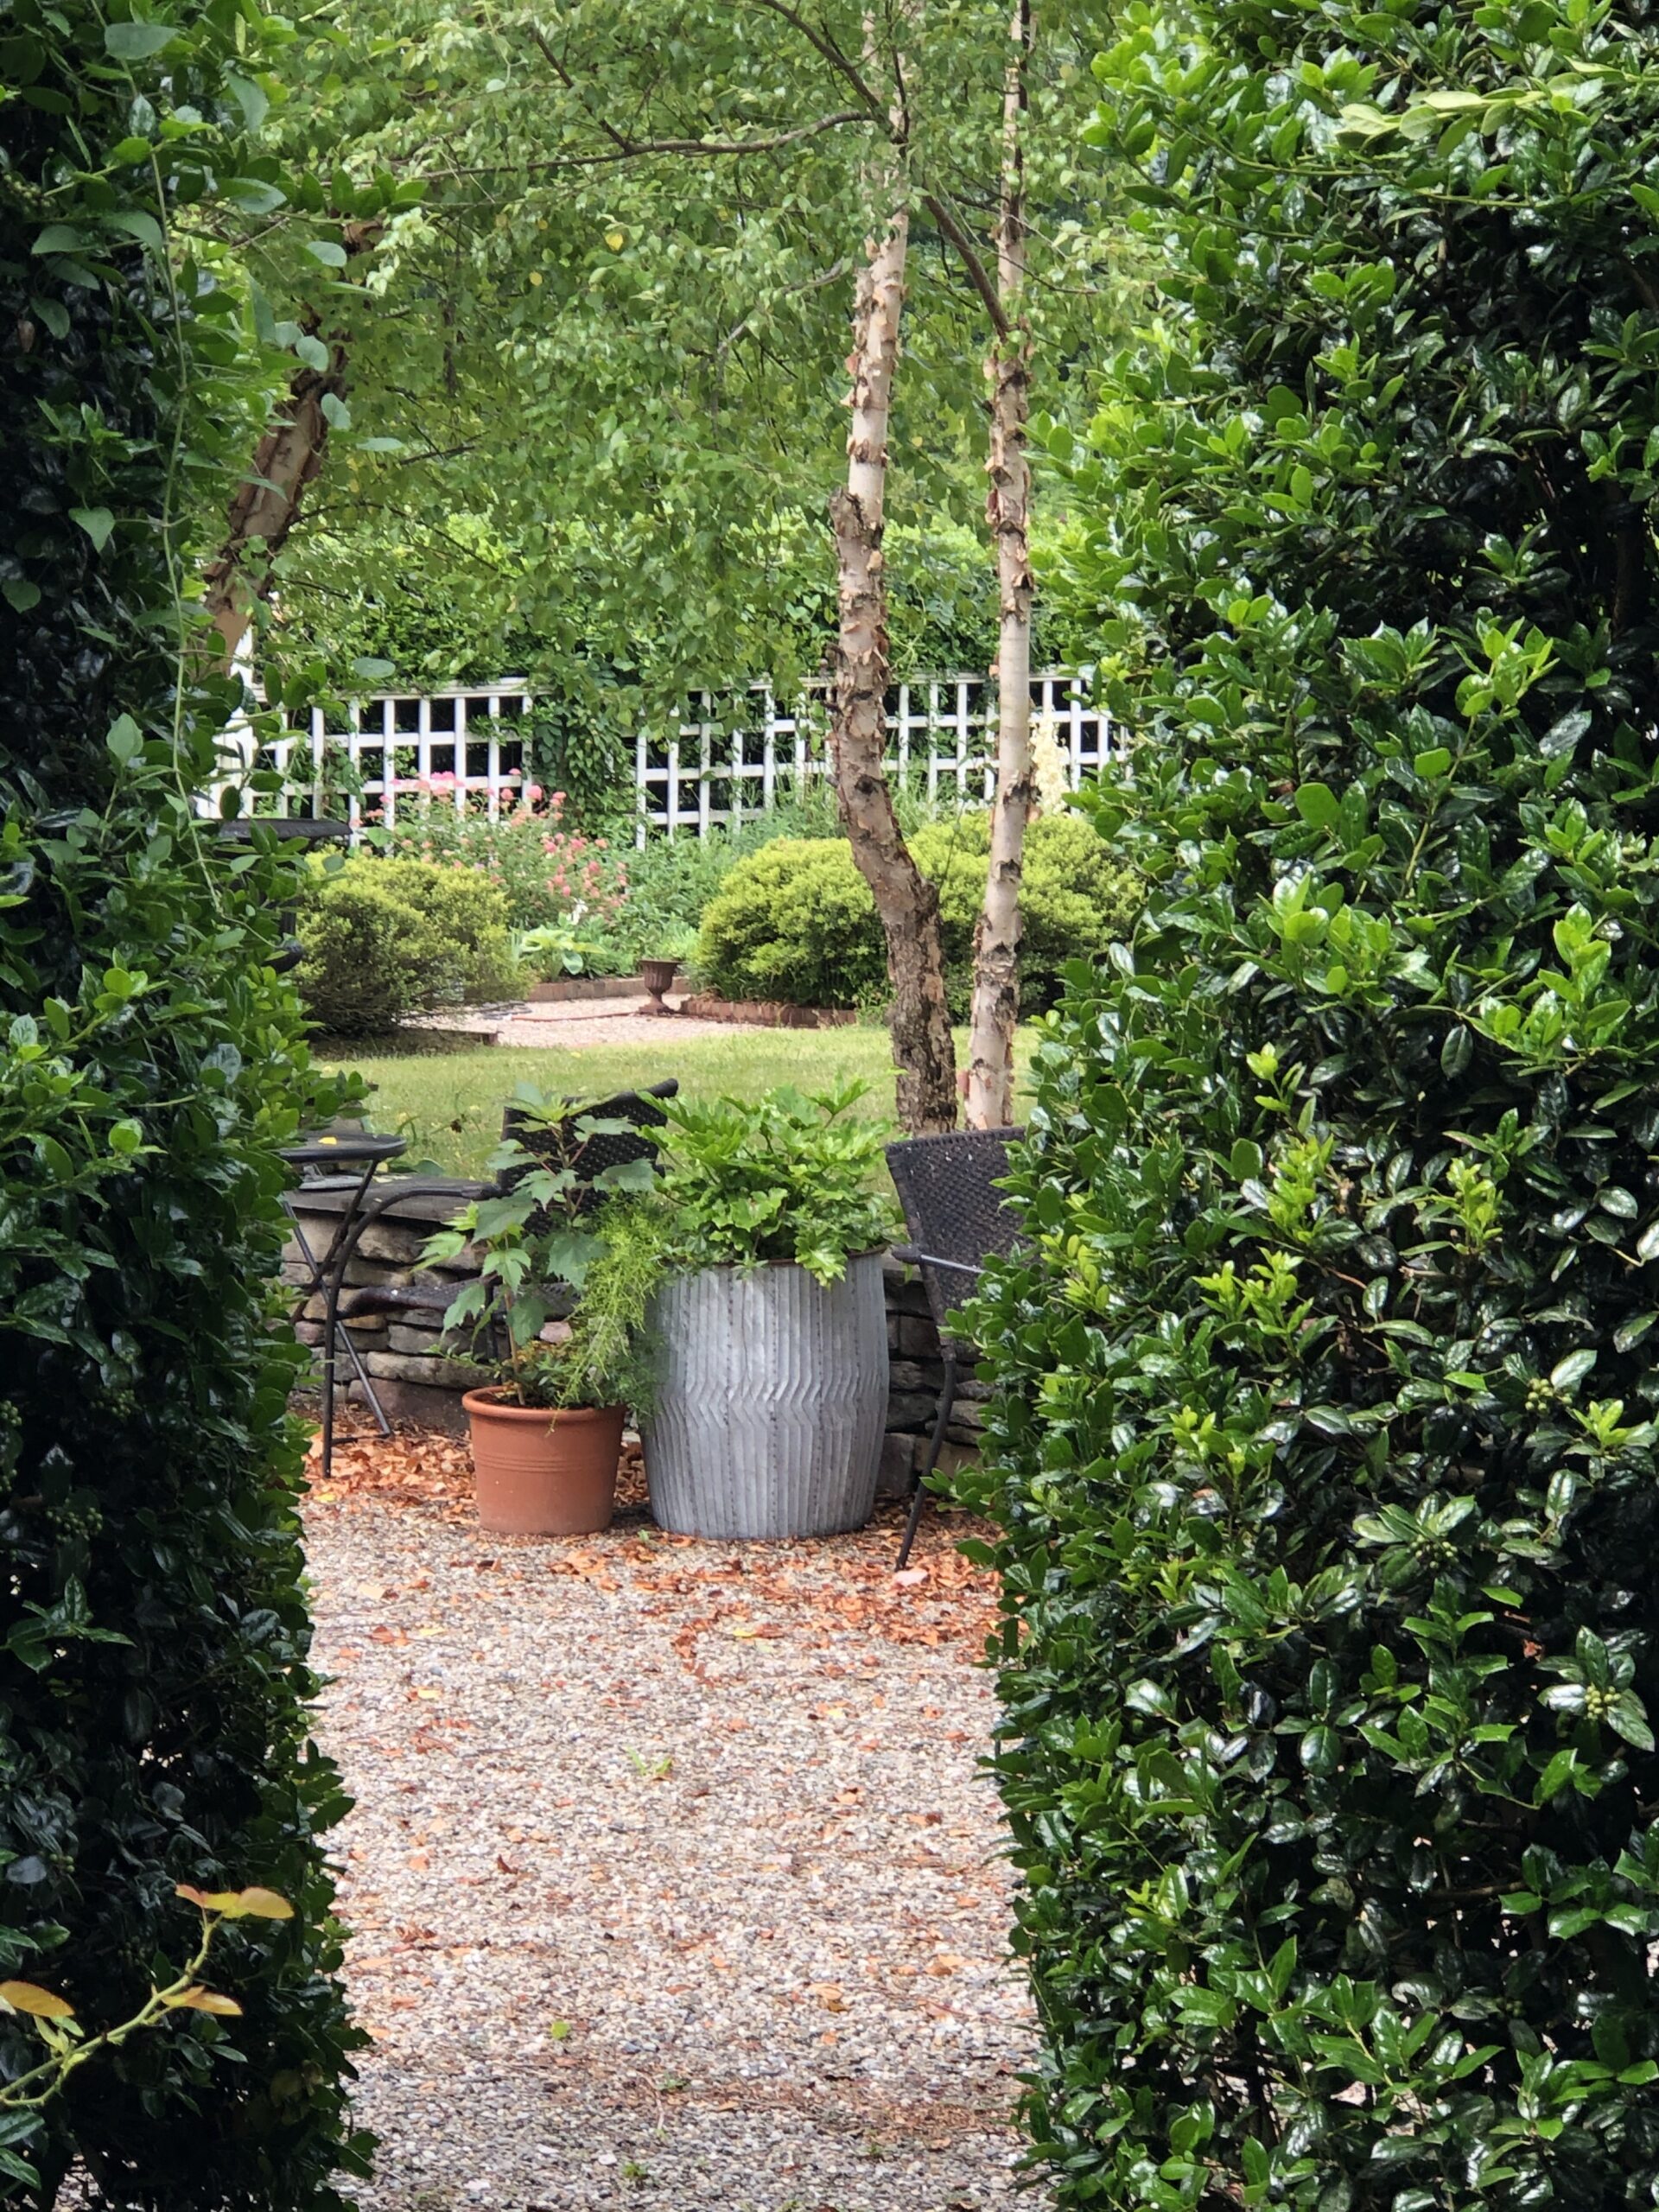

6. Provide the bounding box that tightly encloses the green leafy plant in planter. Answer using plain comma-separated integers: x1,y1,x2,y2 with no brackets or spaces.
653,1083,897,1283
643,1086,898,1539
423,1095,661,1535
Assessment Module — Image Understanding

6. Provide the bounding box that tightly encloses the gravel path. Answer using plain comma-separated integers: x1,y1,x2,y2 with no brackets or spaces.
416,997,755,1049
307,1432,1039,2212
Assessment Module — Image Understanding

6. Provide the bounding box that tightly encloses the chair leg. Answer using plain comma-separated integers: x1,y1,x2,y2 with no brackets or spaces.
897,1350,957,1572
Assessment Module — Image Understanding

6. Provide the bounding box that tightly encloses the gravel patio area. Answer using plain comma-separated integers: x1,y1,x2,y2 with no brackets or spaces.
306,1429,1040,2212
414,994,756,1049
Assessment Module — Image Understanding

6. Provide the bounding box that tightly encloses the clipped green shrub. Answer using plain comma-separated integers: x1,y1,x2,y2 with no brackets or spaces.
963,5,1659,2209
296,857,517,1037
696,838,886,1007
911,811,1139,1013
0,3,368,2203
698,813,1137,1012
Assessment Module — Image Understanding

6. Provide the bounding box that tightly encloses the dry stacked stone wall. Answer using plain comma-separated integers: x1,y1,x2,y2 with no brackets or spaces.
283,1187,981,1491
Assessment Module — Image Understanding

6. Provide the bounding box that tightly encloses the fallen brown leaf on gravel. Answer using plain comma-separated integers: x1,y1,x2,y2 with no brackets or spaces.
307,1418,1001,1661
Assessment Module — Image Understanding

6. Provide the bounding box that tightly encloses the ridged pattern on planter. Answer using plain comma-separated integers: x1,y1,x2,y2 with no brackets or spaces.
644,1254,889,1538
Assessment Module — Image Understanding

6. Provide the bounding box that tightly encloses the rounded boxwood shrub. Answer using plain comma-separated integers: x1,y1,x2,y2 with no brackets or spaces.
697,814,1138,1012
296,857,518,1038
695,836,887,1007
910,810,1139,1013
962,3,1659,2208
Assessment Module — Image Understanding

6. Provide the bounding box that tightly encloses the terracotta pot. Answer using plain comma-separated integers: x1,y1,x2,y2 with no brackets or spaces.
461,1391,623,1535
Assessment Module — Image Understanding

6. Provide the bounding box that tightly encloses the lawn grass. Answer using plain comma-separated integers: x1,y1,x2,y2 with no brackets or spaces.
321,1025,1035,1179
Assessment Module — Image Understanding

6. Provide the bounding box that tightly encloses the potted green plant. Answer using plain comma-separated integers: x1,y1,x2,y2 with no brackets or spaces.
642,1083,896,1539
423,1098,660,1535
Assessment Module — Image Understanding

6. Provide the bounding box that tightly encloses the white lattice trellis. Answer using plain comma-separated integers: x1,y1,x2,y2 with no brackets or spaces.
213,670,1109,840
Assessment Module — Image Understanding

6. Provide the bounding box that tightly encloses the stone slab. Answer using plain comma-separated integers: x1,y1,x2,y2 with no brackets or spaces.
884,1392,937,1431
877,1433,918,1496
361,1350,492,1391
888,1357,947,1395
897,1313,943,1357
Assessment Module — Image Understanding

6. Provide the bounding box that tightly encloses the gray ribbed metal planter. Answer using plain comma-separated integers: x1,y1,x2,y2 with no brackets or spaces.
643,1254,889,1538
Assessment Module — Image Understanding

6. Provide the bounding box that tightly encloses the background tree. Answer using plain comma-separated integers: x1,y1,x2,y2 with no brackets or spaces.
964,0,1034,1131
207,0,1122,1126
966,0,1659,2204
0,2,366,2203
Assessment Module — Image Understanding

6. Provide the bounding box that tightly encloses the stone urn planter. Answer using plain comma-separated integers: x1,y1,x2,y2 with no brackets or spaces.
461,1391,623,1535
642,1254,888,1538
639,957,677,1015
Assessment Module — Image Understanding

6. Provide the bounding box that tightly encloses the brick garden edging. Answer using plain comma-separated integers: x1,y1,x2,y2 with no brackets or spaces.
675,994,856,1030
283,1184,982,1494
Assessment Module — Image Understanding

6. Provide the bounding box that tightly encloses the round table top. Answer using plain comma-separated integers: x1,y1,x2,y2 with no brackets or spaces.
279,1131,408,1169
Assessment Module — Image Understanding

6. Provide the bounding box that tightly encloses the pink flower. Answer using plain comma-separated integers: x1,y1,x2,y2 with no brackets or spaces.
524,782,543,802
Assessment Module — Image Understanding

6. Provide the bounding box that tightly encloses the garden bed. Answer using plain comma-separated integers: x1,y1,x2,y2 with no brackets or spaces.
524,972,690,1004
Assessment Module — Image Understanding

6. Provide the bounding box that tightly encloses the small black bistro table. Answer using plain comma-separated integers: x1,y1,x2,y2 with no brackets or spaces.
278,1130,408,1454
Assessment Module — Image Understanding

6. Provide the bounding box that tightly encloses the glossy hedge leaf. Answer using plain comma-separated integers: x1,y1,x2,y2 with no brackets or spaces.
959,4,1659,2207
0,1,370,2202
69,506,114,553
104,19,179,58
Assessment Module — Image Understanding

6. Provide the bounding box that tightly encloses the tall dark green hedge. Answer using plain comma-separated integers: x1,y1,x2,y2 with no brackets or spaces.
0,3,366,2203
965,4,1659,2208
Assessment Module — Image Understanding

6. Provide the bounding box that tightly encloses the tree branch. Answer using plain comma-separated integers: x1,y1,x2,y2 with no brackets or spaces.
738,0,887,120
436,109,869,181
921,189,1008,338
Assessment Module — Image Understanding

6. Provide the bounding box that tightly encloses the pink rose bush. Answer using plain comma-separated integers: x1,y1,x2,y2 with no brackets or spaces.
383,780,627,943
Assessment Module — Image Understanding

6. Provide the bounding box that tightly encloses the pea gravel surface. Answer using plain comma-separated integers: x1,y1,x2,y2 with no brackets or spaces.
306,1429,1043,2212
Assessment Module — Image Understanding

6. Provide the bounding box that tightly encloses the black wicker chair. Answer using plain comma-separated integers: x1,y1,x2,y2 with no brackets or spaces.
885,1126,1024,1568
318,1080,677,1477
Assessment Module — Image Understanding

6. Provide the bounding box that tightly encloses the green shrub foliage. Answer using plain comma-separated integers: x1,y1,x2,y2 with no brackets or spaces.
963,5,1659,2209
695,837,889,1009
0,5,366,2204
910,812,1140,1014
296,857,517,1037
697,816,1137,1012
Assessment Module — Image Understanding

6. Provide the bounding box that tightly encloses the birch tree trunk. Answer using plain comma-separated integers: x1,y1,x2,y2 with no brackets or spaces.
830,78,958,1135
202,223,378,668
202,328,350,665
963,0,1033,1132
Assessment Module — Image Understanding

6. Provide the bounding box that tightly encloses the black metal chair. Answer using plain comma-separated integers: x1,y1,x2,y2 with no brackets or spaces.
499,1085,673,1231
885,1127,1024,1568
317,1080,677,1477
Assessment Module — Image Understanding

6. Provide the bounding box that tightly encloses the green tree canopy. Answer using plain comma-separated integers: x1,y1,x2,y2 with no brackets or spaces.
213,0,1124,717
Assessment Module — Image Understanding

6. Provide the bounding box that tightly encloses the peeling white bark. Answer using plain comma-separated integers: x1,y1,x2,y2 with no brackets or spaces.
965,0,1034,1133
